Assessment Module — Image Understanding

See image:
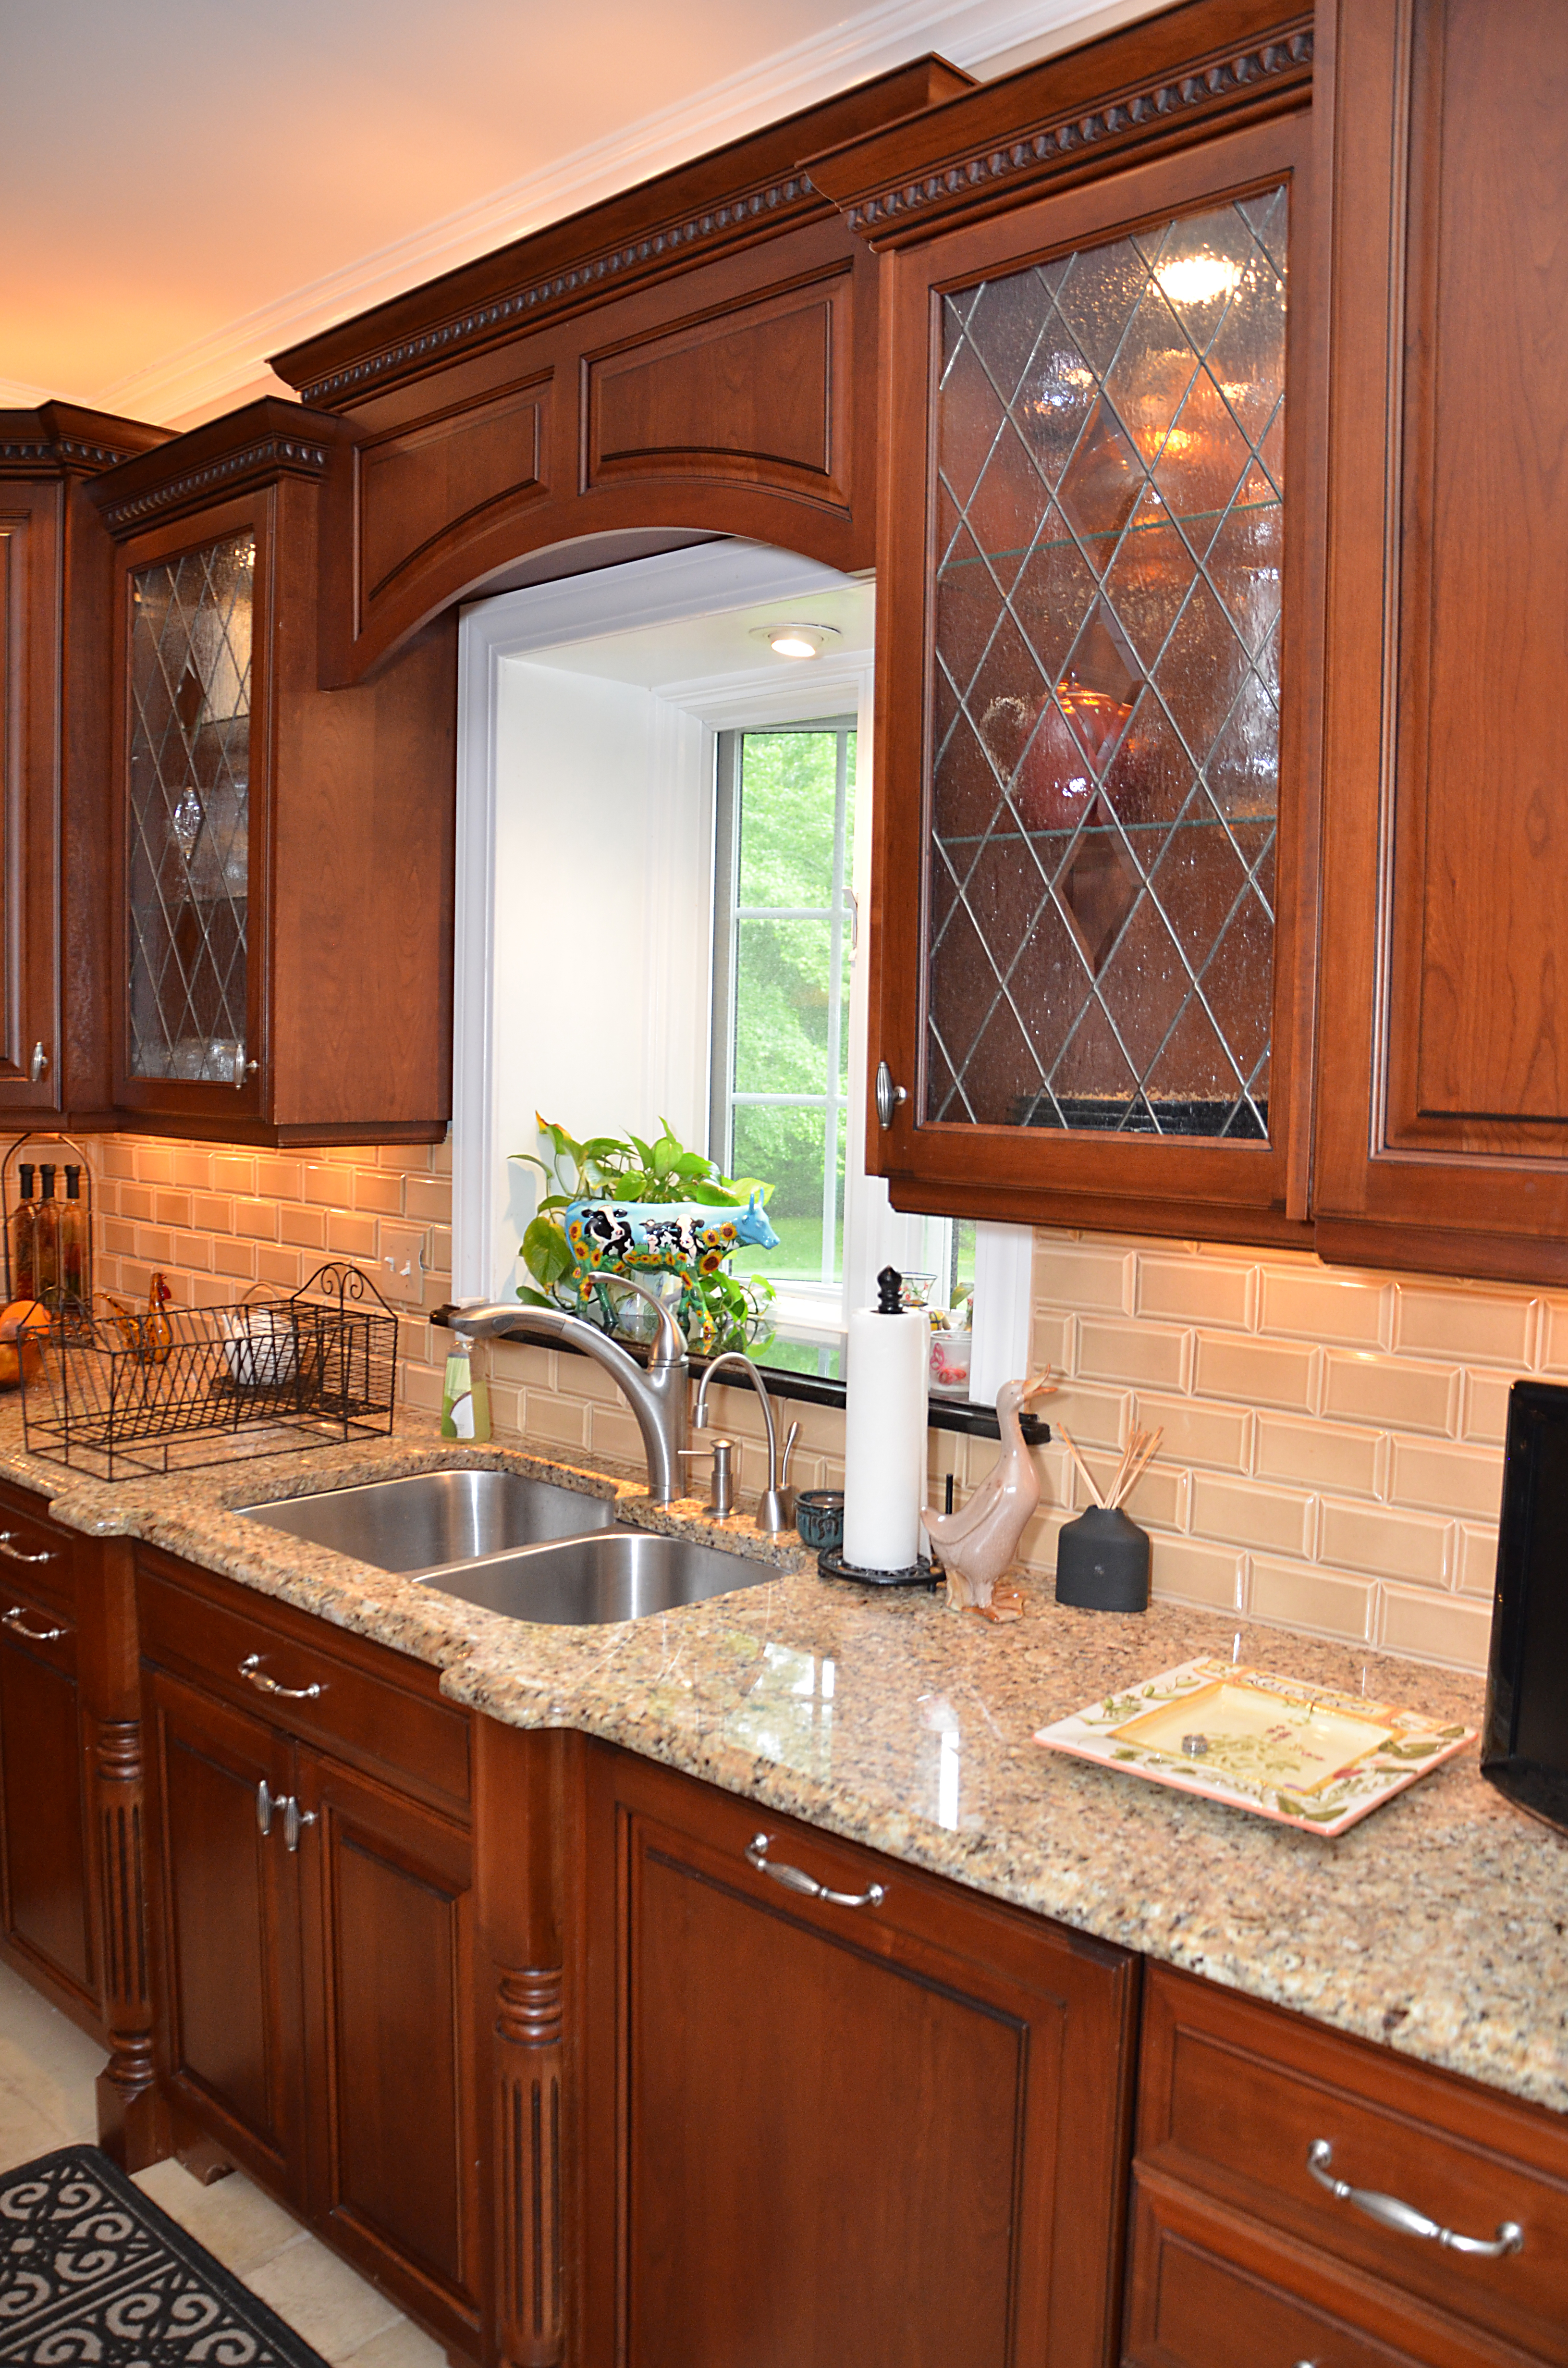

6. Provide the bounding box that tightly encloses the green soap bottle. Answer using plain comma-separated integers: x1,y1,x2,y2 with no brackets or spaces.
441,1340,490,1442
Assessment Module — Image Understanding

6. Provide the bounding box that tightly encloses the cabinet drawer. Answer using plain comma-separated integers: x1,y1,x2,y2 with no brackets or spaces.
137,1554,469,1814
1139,1965,1568,2362
1127,2171,1544,2368
0,1486,75,1632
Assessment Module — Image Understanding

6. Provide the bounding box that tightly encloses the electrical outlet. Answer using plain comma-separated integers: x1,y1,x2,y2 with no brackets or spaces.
377,1221,427,1307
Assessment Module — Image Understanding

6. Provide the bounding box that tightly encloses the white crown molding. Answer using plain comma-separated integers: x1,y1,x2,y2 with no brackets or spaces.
0,375,62,410
93,0,1124,428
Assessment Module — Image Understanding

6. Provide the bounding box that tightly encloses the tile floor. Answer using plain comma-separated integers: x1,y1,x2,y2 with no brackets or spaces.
0,1956,444,2366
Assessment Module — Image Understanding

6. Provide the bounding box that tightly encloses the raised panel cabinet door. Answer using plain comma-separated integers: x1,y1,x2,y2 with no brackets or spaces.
1314,0,1568,1281
294,1747,479,2353
0,1602,94,2008
584,1750,1137,2368
142,1665,303,2193
868,99,1325,1244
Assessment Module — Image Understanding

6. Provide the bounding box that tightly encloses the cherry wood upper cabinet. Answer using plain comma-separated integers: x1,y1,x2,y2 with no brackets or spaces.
269,60,972,685
0,407,169,1127
1314,0,1568,1285
87,405,456,1147
807,1,1327,1245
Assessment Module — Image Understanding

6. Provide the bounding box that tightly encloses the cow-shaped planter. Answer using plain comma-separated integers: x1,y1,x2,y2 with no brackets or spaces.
563,1194,779,1351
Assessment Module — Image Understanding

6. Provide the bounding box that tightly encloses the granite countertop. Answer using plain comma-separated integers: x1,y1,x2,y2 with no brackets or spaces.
5,1404,1565,2120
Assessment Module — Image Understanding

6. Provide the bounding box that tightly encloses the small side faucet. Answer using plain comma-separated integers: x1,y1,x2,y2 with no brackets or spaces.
694,1351,799,1534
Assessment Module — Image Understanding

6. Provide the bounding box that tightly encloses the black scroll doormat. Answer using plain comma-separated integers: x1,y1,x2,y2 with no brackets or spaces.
0,2144,330,2366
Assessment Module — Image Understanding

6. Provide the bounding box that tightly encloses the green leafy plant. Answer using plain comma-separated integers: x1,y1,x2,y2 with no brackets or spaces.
510,1114,776,1353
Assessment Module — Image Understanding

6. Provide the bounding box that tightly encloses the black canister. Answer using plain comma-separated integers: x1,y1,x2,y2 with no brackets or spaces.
1054,1505,1150,1614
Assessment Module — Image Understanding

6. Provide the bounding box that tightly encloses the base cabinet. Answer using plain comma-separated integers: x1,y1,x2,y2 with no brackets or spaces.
138,1554,480,2359
1127,1964,1568,2368
0,1492,94,2022
580,1746,1139,2368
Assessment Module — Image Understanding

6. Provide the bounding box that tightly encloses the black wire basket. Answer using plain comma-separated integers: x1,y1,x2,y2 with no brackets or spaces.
20,1262,398,1481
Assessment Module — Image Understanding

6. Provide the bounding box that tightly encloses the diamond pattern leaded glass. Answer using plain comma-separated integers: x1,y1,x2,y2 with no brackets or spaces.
927,189,1287,1138
127,534,254,1083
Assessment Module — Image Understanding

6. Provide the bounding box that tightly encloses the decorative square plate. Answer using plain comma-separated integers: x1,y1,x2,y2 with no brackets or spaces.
1033,1657,1475,1835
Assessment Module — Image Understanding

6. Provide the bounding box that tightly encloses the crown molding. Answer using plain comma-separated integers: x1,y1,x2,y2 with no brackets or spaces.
807,13,1314,245
87,0,1127,428
92,428,332,538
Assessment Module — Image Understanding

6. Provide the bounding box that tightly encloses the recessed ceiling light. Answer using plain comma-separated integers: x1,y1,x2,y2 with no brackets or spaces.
750,622,841,660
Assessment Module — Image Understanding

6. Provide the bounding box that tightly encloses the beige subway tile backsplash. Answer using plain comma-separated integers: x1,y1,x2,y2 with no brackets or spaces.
1396,1284,1536,1367
1029,1226,1530,1676
1387,1436,1504,1520
1378,1586,1493,1669
75,1147,1534,1681
1253,1411,1384,1498
1188,1472,1313,1557
1249,1559,1374,1643
1320,1350,1459,1436
1258,1266,1391,1348
1193,1331,1316,1412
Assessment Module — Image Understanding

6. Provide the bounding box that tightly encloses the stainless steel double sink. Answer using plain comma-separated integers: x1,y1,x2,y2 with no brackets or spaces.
236,1467,775,1626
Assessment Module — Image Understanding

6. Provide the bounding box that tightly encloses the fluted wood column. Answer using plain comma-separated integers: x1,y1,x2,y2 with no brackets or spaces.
475,1721,578,2368
76,1536,167,2170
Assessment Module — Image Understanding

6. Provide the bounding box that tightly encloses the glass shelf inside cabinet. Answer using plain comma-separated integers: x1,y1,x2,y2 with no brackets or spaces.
127,531,254,1086
928,188,1287,1141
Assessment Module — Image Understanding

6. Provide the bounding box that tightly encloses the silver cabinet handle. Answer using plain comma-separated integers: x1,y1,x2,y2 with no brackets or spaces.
283,1796,316,1853
3,1603,67,1643
0,1532,58,1566
239,1652,321,1701
233,1046,258,1089
746,1832,884,1910
1307,2140,1523,2258
874,1059,908,1130
257,1778,277,1838
29,1043,47,1083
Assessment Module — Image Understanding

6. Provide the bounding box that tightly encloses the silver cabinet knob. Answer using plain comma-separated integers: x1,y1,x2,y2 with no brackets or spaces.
874,1059,908,1130
257,1778,277,1838
233,1045,258,1089
29,1043,48,1083
283,1795,317,1853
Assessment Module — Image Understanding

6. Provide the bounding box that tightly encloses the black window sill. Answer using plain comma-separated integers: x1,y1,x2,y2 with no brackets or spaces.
435,1309,1048,1446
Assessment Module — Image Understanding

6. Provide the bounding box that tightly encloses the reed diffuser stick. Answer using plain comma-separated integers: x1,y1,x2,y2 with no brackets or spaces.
1058,1424,1104,1509
1108,1428,1162,1510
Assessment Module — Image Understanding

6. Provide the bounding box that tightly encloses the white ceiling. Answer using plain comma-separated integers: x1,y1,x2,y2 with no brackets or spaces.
1,0,1147,429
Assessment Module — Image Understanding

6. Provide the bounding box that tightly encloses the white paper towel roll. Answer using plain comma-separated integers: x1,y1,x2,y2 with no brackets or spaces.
842,1302,927,1572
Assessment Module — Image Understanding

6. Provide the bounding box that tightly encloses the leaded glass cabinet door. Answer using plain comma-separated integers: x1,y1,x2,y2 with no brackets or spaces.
872,119,1321,1238
117,504,265,1113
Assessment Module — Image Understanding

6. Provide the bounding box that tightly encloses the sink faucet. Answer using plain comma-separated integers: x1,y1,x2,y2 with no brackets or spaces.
693,1351,799,1534
438,1274,689,1504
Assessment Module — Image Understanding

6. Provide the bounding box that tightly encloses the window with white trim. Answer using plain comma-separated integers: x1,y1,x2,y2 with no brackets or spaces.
709,717,977,1378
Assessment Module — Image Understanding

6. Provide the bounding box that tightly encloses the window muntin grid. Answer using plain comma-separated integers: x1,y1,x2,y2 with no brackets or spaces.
127,532,254,1084
926,188,1287,1140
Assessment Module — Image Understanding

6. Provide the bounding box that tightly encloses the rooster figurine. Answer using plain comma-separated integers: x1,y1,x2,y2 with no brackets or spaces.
923,1370,1056,1614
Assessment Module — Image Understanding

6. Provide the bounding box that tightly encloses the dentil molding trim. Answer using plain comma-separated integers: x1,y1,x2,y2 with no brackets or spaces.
91,0,1137,428
821,19,1313,237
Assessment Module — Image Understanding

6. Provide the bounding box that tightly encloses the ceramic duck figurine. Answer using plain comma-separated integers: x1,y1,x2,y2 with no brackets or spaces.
924,1370,1056,1612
